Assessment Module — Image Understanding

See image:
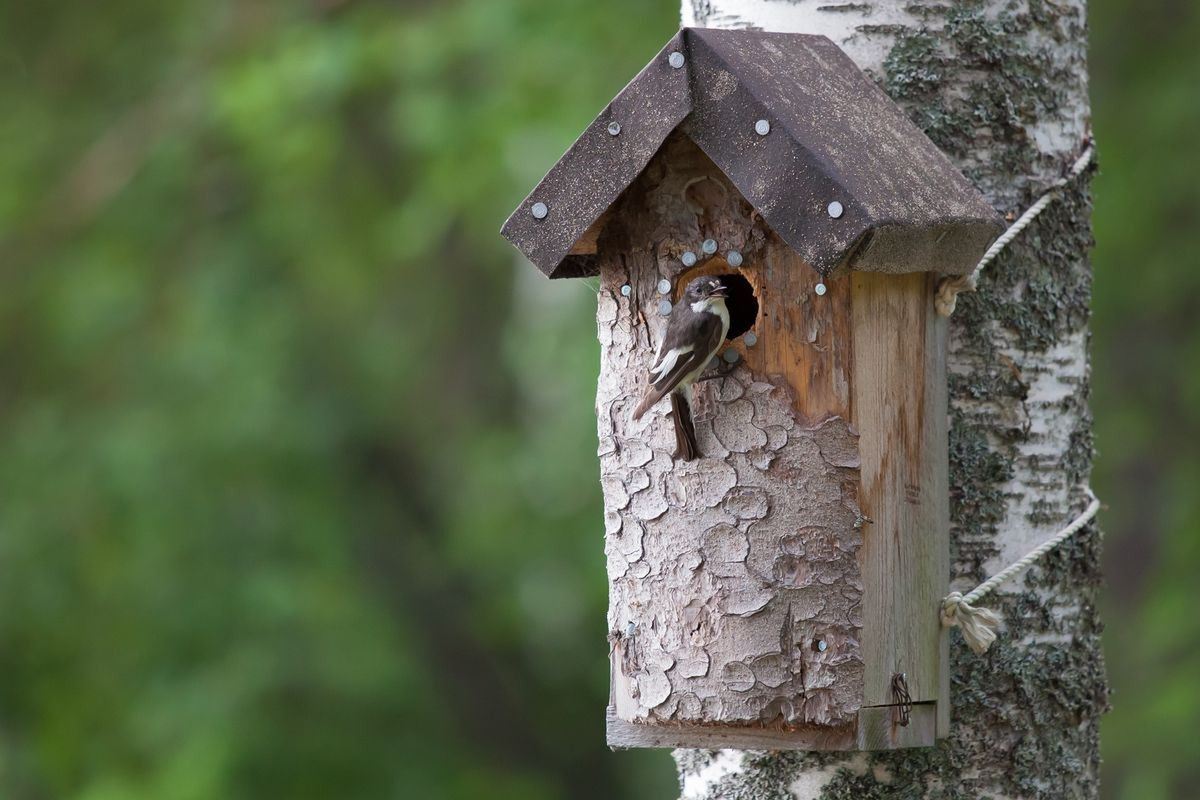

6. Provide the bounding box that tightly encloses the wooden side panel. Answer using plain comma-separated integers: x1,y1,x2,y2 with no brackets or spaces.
851,272,950,708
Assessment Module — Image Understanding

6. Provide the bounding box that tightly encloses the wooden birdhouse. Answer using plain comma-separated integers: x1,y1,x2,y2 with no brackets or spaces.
501,29,1002,751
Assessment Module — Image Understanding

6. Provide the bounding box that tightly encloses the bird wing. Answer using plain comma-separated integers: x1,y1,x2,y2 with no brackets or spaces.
632,311,724,420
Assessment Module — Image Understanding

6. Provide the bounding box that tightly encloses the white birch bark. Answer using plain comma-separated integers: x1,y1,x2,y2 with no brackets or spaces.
675,1,1105,798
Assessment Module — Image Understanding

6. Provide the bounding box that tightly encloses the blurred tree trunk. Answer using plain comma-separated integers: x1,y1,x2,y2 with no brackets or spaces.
675,1,1106,798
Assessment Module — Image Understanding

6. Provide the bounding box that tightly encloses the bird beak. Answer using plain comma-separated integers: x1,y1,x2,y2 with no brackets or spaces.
712,286,729,298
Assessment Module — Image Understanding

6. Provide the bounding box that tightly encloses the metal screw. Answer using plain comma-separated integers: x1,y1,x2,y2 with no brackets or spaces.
608,121,621,136
743,332,757,347
755,119,771,136
658,299,673,315
723,349,740,364
702,239,717,255
727,250,743,267
709,356,721,370
625,621,637,637
681,251,697,267
657,279,671,295
531,202,548,220
815,282,827,296
827,200,844,219
620,284,632,297
668,51,685,69
816,638,828,652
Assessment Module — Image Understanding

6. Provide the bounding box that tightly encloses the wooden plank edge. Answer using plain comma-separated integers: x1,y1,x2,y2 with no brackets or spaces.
937,627,951,738
606,707,856,751
855,703,938,750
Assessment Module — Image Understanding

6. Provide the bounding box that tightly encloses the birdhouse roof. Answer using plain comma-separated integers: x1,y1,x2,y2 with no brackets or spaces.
501,28,1004,279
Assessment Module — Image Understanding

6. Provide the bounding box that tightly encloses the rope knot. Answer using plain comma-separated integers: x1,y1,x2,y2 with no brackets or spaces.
935,274,977,317
940,488,1099,654
940,591,1002,655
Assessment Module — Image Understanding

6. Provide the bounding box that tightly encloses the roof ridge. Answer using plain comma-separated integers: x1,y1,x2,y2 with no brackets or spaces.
501,29,1002,280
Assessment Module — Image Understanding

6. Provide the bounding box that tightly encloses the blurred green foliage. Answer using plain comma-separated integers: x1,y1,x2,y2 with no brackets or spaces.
1092,0,1200,798
0,1,676,797
0,0,1194,798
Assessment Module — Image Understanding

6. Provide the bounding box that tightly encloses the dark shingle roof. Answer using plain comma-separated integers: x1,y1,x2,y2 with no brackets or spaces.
501,28,1003,279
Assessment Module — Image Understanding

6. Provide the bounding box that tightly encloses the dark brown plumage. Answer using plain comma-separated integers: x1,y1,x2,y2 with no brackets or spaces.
632,276,731,459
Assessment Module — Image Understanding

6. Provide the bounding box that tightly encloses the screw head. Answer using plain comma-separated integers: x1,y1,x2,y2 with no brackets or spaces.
815,282,827,296
607,121,621,136
668,51,685,69
658,299,673,315
816,638,828,652
531,202,548,220
702,239,718,255
681,251,697,267
657,279,671,295
723,349,740,364
727,250,743,267
743,332,757,347
755,119,771,136
620,284,632,297
625,621,636,637
827,200,844,219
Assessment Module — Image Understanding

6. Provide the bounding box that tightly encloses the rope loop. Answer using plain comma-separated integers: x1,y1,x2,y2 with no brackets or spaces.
937,140,1095,317
941,488,1101,653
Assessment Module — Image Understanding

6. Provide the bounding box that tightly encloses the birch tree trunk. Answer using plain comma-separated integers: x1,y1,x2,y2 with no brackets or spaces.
675,2,1106,798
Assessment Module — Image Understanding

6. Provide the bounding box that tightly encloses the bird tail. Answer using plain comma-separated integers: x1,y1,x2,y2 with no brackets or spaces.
670,392,698,461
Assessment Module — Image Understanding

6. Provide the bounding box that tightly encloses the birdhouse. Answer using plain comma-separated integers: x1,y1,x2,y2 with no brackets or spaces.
501,29,1002,751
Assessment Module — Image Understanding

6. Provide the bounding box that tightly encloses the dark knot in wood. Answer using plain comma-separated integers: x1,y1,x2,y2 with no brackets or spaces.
891,672,913,728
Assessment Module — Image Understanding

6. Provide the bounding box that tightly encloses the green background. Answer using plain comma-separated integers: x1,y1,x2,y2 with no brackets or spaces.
0,1,1195,798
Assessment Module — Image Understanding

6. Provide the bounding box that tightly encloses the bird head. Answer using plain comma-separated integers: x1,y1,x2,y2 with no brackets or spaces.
684,275,729,302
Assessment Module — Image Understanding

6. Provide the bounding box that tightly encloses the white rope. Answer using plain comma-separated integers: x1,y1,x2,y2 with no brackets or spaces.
936,143,1095,317
941,488,1101,654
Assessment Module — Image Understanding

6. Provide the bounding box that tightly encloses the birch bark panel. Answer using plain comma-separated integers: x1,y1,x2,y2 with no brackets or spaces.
851,271,949,706
598,134,865,731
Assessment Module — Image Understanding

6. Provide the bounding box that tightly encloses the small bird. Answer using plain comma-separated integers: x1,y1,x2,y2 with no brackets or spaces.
632,275,731,460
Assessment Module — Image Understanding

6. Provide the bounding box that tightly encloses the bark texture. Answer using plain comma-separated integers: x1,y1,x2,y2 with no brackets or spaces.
675,1,1106,798
599,135,865,732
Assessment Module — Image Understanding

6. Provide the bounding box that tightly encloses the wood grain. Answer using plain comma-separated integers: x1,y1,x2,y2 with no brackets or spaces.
855,703,938,750
569,210,609,255
737,241,853,424
607,707,856,751
851,271,950,713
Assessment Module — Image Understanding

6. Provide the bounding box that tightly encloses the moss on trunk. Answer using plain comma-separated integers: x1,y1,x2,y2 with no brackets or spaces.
677,1,1107,797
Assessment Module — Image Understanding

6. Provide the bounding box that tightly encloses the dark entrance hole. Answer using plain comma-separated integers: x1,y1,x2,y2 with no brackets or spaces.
717,272,758,340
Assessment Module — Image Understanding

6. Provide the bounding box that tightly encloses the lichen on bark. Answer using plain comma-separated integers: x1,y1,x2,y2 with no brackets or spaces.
676,1,1107,798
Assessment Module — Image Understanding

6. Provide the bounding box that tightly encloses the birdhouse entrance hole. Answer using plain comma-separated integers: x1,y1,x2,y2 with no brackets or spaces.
674,268,758,340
